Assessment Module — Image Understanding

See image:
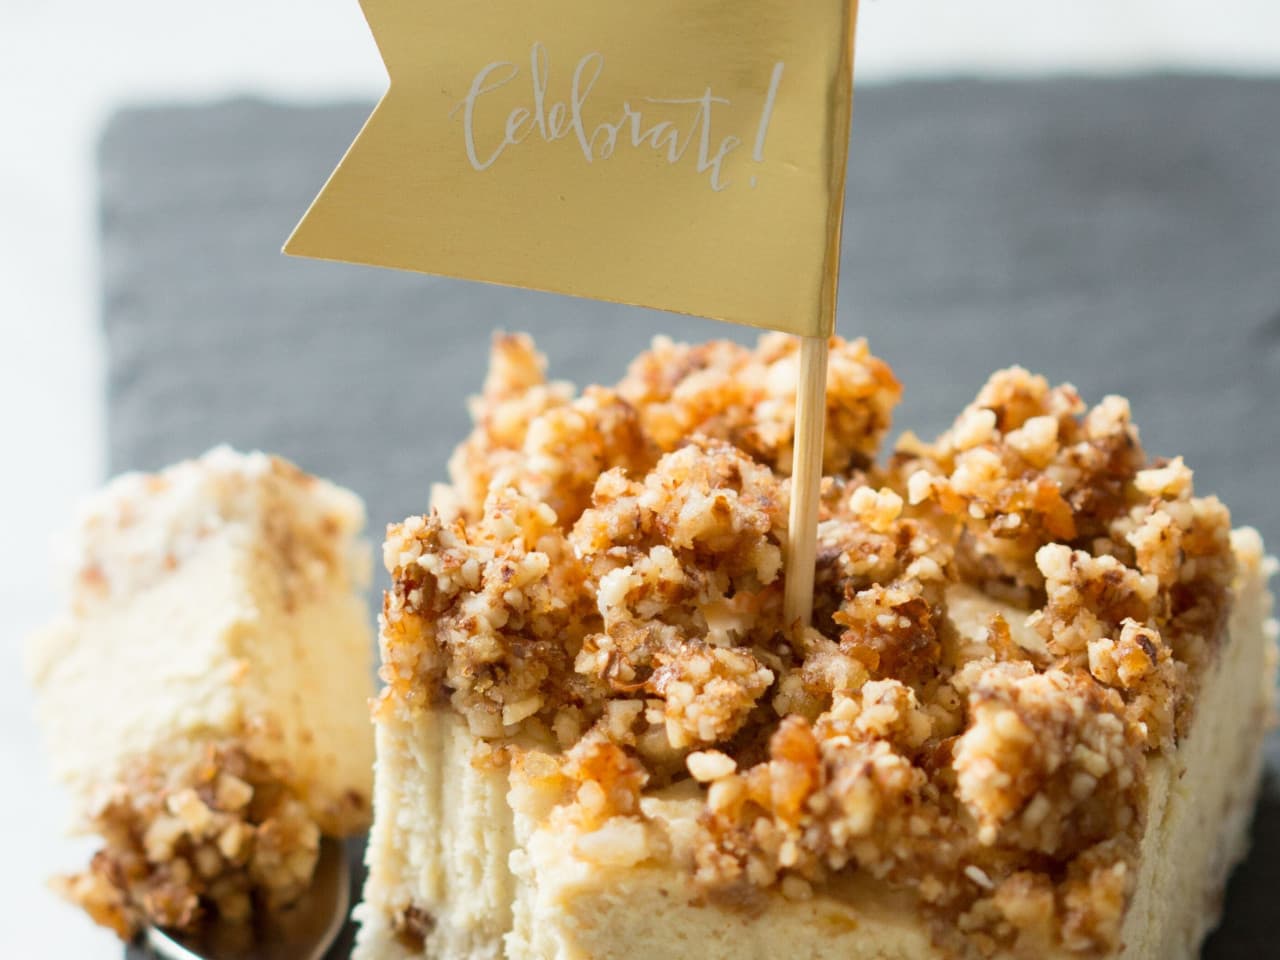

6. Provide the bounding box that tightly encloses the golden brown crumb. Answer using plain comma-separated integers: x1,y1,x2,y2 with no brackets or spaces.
392,904,436,952
381,334,1242,957
616,333,901,477
54,744,322,940
952,662,1144,856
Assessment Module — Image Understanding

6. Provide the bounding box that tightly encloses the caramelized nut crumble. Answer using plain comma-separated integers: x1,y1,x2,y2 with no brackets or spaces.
380,333,1243,956
54,744,324,940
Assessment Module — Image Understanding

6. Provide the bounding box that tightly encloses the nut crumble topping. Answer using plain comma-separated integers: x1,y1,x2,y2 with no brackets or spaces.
379,333,1247,957
54,744,323,940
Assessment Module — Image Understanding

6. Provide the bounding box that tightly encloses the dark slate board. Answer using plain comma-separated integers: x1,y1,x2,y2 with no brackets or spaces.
105,77,1279,958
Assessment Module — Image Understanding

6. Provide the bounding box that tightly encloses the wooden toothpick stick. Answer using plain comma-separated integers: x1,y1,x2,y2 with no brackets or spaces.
784,334,829,630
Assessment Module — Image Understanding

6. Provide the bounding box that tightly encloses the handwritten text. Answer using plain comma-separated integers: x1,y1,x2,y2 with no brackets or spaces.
451,43,784,191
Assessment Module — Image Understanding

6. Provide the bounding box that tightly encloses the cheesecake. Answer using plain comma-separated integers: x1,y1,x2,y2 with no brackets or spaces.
354,334,1275,960
27,446,377,939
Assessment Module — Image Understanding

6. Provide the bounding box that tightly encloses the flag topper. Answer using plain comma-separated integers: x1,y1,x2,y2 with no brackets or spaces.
286,0,862,624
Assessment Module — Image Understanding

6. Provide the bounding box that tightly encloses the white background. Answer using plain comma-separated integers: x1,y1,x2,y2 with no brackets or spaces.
2,1,1278,955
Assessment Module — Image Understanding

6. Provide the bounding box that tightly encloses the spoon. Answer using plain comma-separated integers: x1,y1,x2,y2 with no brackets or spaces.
142,838,349,960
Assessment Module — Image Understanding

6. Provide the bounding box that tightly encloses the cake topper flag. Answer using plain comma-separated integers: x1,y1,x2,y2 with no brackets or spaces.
286,0,861,626
285,0,858,338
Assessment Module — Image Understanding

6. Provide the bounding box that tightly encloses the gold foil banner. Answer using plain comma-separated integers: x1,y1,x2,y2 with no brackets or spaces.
286,0,859,337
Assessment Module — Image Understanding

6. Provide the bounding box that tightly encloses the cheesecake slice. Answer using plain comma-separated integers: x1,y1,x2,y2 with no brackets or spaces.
27,446,377,939
354,334,1275,960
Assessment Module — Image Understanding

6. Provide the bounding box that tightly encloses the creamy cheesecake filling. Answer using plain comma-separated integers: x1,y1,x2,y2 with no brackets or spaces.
28,447,377,939
357,334,1274,958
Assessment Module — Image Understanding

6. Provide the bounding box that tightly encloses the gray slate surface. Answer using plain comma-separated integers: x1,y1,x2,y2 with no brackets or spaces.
104,77,1279,958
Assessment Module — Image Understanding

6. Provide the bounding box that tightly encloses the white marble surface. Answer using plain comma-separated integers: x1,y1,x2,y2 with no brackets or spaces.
2,1,1278,956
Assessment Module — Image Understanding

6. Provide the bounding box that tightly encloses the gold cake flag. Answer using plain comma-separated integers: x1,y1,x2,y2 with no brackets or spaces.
285,0,859,338
288,0,862,627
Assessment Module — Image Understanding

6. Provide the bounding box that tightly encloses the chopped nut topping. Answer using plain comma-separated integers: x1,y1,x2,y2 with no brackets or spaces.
616,333,900,477
382,334,1245,956
54,744,321,939
953,663,1143,856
